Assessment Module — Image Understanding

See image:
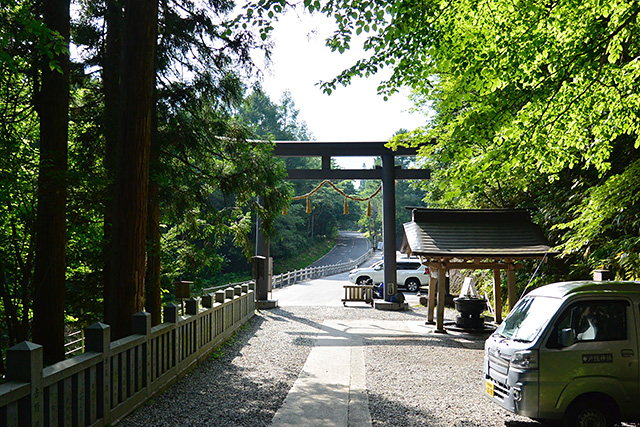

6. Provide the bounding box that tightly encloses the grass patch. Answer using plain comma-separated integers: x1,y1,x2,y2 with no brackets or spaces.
273,239,335,274
203,238,336,289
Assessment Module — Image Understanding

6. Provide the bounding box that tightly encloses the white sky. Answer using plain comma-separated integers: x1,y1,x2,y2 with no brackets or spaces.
257,9,427,169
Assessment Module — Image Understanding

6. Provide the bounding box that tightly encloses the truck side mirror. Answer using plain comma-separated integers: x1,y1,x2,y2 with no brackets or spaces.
559,328,575,347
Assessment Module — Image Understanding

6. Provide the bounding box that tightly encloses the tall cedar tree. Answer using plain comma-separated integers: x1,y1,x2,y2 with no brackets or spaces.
145,106,161,325
101,0,122,326
106,0,158,340
32,0,70,364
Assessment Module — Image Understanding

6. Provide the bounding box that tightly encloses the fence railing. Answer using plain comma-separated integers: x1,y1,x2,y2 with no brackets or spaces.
0,283,255,427
199,248,373,295
271,248,373,289
200,280,252,297
64,329,85,358
53,248,372,369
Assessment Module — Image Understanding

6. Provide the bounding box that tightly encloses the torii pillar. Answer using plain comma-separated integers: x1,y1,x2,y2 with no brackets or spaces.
381,153,397,301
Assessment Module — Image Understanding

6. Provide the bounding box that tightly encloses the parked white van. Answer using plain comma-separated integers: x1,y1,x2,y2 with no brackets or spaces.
484,280,640,427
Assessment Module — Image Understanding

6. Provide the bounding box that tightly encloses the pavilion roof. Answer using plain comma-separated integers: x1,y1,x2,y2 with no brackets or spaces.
401,208,553,261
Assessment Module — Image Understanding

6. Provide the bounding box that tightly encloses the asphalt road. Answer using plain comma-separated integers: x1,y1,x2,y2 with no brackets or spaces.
274,231,376,306
309,231,372,267
273,249,423,307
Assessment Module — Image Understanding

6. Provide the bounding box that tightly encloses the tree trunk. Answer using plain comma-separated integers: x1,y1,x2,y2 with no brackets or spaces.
102,0,123,321
32,0,70,364
105,0,158,340
145,105,162,326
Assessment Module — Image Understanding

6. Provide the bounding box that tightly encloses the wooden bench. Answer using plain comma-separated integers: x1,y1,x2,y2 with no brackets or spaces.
342,285,374,307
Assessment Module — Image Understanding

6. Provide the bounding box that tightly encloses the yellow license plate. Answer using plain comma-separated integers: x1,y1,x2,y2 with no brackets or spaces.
485,380,494,397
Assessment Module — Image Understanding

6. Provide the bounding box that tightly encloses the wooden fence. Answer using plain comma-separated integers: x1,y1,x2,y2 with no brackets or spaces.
270,248,373,290
0,283,255,427
200,248,373,294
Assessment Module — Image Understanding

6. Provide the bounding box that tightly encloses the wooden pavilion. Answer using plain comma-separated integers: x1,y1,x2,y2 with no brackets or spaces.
400,208,553,332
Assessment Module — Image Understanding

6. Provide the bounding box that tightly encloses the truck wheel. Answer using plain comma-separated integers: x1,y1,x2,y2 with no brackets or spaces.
356,276,370,285
405,278,420,292
563,397,617,427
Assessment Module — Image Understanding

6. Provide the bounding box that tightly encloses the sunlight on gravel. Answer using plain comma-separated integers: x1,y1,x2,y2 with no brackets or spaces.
120,306,556,427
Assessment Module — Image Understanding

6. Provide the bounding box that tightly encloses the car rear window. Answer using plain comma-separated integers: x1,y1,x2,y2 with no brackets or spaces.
398,262,421,270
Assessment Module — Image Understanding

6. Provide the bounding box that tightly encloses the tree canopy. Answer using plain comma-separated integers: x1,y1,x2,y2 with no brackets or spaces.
7,0,640,366
248,0,640,280
0,0,290,361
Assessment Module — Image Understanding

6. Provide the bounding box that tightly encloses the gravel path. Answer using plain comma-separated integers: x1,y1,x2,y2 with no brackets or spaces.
119,304,549,427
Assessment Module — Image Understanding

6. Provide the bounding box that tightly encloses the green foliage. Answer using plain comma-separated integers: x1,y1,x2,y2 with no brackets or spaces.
285,0,640,281
236,87,356,263
0,0,295,360
0,79,38,345
1,0,68,74
355,155,427,244
65,80,108,327
557,157,640,277
69,0,293,302
238,87,313,141
356,179,382,240
153,80,290,290
0,0,61,350
271,239,335,274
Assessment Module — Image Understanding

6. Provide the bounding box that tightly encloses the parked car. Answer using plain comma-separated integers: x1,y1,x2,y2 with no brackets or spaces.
484,280,640,427
348,259,429,292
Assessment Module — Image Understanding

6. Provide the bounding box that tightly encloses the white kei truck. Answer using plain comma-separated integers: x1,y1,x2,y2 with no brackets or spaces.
483,280,640,427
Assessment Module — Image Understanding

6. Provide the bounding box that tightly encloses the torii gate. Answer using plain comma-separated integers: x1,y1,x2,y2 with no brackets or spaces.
255,141,430,306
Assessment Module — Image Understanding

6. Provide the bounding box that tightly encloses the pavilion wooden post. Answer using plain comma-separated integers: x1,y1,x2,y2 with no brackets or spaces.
507,264,517,310
493,269,502,324
427,276,437,324
435,264,447,333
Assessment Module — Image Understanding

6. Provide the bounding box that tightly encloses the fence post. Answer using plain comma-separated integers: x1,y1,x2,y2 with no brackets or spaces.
214,290,225,304
163,303,179,367
164,303,178,323
131,312,151,391
201,294,213,308
85,322,111,424
183,298,199,351
6,341,43,427
132,311,151,335
185,298,199,315
201,294,214,347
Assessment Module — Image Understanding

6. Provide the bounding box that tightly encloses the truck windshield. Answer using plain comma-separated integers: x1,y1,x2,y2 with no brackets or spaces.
496,296,563,342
